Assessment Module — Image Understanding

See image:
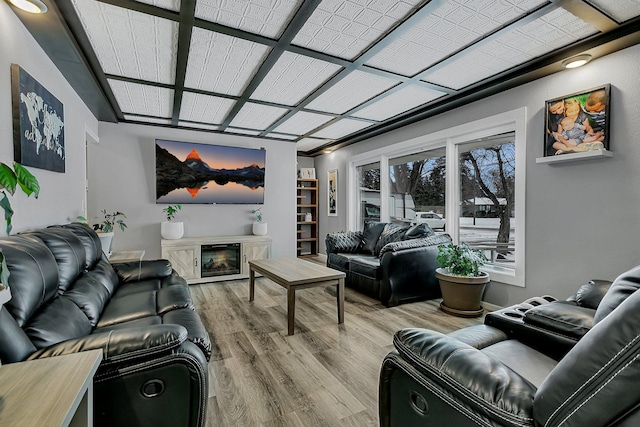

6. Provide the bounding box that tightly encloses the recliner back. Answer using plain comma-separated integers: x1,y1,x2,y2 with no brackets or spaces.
593,264,640,323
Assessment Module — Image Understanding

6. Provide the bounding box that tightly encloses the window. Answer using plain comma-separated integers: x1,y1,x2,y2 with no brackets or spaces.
348,108,525,286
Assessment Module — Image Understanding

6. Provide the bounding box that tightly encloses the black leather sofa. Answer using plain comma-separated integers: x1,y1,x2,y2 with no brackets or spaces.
0,223,211,427
379,264,640,426
325,222,451,307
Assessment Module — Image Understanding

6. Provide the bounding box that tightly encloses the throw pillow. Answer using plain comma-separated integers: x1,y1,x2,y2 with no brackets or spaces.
374,223,410,255
361,222,386,255
404,223,435,239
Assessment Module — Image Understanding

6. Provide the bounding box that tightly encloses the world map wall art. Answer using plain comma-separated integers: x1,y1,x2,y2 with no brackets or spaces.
11,64,65,173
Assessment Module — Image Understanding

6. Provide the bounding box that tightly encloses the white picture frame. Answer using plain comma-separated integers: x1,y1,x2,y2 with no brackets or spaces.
328,169,337,216
300,168,316,179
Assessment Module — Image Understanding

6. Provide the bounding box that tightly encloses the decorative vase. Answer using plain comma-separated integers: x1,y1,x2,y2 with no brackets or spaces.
97,231,114,257
305,212,312,222
252,222,267,236
161,221,184,240
435,268,490,317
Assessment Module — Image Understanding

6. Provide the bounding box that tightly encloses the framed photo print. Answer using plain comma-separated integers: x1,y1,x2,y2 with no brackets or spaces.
300,168,316,179
11,64,66,172
328,169,337,216
544,84,610,157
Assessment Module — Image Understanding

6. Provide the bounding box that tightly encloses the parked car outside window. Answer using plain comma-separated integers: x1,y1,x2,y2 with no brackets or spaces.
412,211,446,230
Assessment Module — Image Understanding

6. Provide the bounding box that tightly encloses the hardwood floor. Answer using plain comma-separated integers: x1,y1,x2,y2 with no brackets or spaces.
190,273,485,426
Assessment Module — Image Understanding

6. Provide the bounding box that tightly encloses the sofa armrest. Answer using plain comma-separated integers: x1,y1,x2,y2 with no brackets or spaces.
391,328,536,425
27,324,187,364
524,301,595,340
325,231,363,256
112,259,173,283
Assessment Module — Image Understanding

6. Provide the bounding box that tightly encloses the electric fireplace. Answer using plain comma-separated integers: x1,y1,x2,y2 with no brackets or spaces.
201,243,241,277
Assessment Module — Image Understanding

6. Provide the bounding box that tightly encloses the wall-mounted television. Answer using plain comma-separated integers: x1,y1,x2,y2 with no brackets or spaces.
155,139,265,204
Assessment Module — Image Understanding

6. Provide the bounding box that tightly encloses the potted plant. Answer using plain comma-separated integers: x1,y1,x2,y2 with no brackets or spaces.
250,207,267,236
161,204,183,240
85,210,127,256
435,243,490,317
0,161,40,296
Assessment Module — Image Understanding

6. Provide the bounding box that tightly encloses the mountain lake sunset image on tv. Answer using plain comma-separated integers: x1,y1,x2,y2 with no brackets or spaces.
155,139,265,204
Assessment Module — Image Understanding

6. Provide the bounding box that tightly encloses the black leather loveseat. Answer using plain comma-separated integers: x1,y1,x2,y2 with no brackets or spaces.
0,223,211,427
379,264,640,426
326,222,451,307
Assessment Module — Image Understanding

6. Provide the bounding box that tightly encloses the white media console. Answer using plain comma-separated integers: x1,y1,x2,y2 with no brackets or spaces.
161,235,272,284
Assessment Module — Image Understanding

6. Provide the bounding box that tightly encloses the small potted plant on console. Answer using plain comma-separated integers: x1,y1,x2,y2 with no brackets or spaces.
250,207,267,236
88,210,127,256
161,204,183,239
435,242,490,317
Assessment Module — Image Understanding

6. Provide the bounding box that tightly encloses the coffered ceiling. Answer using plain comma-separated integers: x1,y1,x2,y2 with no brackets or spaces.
12,0,640,155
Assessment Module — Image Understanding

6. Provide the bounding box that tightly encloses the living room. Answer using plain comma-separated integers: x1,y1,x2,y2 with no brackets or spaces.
2,1,640,426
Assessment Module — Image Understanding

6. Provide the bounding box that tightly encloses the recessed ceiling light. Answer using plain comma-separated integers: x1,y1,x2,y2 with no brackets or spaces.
8,0,47,13
562,54,592,69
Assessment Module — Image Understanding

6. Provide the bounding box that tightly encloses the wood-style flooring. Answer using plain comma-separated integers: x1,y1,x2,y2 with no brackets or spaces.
190,269,485,426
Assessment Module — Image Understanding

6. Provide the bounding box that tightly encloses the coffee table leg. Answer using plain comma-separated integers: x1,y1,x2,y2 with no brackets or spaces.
249,268,255,302
287,287,295,335
337,278,344,324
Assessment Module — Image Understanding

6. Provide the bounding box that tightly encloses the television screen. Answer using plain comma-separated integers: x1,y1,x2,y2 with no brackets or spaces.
155,139,265,204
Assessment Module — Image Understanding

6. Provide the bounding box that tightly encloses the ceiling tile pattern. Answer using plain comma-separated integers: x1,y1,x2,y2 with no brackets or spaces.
179,92,236,123
422,8,598,89
72,0,178,84
364,0,547,76
60,0,640,153
184,27,271,95
195,0,300,38
109,80,174,117
305,70,399,114
586,0,640,23
250,51,343,105
291,0,424,60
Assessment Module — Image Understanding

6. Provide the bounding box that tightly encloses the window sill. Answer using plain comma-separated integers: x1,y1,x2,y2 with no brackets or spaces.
482,265,523,287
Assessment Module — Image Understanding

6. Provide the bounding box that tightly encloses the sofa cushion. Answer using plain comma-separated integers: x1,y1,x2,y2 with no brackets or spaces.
593,264,640,324
325,231,363,254
524,302,594,340
25,297,92,349
361,221,386,255
59,223,103,270
374,223,409,255
350,256,381,278
62,274,112,327
404,223,434,239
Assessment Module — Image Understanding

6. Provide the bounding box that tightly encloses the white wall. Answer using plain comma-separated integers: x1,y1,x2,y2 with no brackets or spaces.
89,122,297,259
314,44,640,307
0,3,97,234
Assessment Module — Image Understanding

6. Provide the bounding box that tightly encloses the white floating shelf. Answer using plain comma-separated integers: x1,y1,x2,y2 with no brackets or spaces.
536,149,613,164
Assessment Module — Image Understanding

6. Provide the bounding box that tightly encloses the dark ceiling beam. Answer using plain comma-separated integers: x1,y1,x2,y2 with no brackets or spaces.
219,0,322,131
171,0,196,126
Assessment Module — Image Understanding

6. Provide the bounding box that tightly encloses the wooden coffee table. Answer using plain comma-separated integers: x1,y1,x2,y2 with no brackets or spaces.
248,257,346,335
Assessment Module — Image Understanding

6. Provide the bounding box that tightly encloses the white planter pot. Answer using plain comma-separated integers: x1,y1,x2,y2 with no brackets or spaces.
97,231,114,257
252,222,267,236
161,221,184,240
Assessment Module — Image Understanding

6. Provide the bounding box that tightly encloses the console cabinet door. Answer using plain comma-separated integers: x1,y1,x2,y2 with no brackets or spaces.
242,241,271,275
162,246,200,280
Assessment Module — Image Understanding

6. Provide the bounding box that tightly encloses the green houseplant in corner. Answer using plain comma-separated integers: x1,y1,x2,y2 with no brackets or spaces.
161,204,183,240
435,243,490,318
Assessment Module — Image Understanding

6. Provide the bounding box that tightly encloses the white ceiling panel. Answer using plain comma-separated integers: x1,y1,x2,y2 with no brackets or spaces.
230,102,289,130
109,80,174,117
353,84,446,121
365,0,547,76
266,133,298,140
225,128,263,136
185,27,271,95
586,0,640,23
422,8,598,89
178,121,220,131
135,0,181,12
251,51,342,105
179,92,236,123
272,111,334,135
292,0,423,60
311,118,374,139
195,0,301,38
306,70,398,114
296,137,332,151
124,115,172,125
72,0,178,84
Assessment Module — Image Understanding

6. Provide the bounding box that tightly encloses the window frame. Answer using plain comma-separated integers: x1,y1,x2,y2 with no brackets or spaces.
347,108,526,287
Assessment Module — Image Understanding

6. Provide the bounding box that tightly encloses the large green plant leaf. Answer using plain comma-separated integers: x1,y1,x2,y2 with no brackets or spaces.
0,163,17,196
13,162,40,198
0,192,14,235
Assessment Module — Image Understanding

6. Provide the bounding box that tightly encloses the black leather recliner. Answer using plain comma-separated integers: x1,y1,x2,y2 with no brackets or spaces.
0,223,211,427
326,222,451,306
379,264,640,426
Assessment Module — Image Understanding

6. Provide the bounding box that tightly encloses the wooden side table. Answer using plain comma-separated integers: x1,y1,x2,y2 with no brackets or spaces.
0,350,103,426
